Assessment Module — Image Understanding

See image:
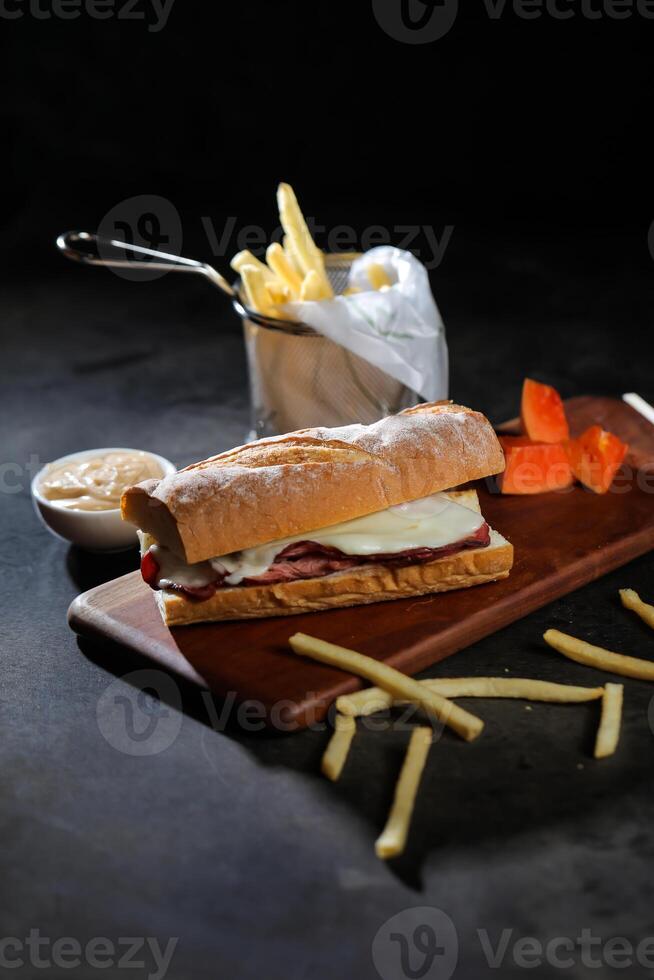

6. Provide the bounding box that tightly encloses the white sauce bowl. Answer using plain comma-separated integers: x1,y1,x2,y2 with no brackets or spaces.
31,447,176,552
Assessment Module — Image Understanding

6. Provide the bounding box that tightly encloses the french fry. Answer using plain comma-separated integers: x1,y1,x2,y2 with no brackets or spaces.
342,286,361,296
277,183,333,298
620,589,654,631
336,677,605,717
266,242,303,299
265,280,290,305
283,235,304,276
231,249,277,282
239,264,277,318
288,634,484,742
427,677,605,702
337,690,394,718
300,270,331,302
543,629,654,681
367,262,392,290
321,714,356,781
375,727,432,860
276,183,317,272
594,683,623,759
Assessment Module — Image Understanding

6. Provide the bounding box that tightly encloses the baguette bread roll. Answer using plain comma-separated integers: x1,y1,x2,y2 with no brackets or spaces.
122,402,504,564
155,530,513,626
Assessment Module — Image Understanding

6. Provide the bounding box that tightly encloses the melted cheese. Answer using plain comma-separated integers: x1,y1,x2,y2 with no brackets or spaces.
211,492,484,585
151,544,215,590
149,492,485,590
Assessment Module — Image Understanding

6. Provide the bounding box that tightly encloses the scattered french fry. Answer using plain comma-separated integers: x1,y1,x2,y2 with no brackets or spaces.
336,676,605,717
337,690,394,718
231,249,276,282
239,265,277,318
288,634,484,742
321,714,356,781
375,727,432,860
620,589,654,632
266,242,303,299
543,629,654,682
594,683,624,759
367,262,391,290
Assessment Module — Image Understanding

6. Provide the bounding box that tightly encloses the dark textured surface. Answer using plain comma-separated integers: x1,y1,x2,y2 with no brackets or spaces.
3,233,654,980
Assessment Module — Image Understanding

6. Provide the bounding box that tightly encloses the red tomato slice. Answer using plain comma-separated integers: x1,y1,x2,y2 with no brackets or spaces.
140,550,160,589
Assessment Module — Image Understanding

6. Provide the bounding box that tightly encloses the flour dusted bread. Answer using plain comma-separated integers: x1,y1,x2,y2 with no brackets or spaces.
122,402,505,564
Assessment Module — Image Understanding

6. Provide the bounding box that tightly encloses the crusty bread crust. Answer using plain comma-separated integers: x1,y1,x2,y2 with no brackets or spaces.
122,402,505,564
156,530,513,626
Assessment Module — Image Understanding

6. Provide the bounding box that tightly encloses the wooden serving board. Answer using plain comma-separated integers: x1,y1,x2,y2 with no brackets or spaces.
68,397,654,729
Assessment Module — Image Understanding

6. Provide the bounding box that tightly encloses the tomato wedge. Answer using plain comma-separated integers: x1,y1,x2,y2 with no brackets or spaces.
521,378,570,443
565,425,628,494
499,436,573,494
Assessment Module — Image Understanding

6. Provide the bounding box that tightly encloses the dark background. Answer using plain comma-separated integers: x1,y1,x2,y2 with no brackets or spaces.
2,1,653,267
3,3,654,980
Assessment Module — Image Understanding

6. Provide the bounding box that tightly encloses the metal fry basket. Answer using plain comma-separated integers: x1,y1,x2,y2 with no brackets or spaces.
233,253,421,438
55,235,423,440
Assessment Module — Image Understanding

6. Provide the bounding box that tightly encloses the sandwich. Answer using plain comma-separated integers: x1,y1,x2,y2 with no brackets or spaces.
121,402,513,626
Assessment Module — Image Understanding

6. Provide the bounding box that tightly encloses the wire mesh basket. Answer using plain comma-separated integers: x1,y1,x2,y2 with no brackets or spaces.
232,253,421,438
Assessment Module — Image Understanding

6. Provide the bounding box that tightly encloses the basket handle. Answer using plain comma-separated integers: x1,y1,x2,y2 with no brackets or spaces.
56,231,235,297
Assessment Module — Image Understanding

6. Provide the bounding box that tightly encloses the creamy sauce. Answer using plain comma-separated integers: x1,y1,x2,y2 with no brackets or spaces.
147,492,485,589
40,451,164,511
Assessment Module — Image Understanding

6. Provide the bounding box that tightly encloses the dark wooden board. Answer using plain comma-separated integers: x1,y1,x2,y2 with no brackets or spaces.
68,397,654,729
